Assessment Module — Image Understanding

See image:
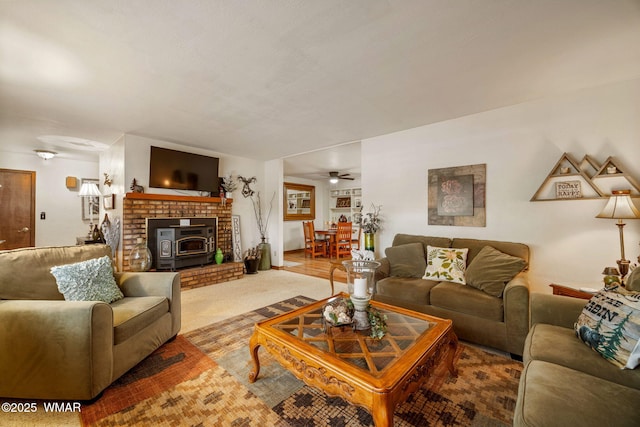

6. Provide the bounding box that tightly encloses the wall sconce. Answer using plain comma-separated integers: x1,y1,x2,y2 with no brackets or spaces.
596,189,640,279
34,150,57,160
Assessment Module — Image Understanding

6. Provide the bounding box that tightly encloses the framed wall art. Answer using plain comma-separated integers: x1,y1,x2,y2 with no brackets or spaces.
428,164,486,227
103,194,115,210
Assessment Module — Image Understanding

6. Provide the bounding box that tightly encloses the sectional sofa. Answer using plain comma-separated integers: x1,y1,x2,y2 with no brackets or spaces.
514,293,640,426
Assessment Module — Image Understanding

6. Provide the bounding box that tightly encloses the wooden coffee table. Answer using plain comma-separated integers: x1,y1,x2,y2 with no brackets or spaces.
249,293,458,426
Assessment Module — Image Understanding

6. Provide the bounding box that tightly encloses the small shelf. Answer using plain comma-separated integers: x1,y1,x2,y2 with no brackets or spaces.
328,187,362,235
531,153,640,201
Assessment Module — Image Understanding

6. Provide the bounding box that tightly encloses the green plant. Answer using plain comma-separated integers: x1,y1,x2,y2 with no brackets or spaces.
357,203,382,234
367,305,388,339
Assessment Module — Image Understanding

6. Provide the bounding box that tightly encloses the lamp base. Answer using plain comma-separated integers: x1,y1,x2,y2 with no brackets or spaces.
617,259,630,282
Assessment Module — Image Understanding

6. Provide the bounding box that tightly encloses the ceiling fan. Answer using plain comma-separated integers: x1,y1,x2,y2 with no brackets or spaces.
329,171,354,183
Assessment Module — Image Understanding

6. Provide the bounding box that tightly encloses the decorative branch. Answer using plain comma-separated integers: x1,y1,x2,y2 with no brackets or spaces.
252,191,276,240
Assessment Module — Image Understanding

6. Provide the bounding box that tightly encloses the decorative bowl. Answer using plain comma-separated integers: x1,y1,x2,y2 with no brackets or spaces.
322,297,355,331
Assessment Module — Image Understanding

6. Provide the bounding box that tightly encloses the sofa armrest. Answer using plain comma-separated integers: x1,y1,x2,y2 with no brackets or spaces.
0,300,113,399
503,272,530,356
115,272,181,337
375,257,390,281
530,293,587,329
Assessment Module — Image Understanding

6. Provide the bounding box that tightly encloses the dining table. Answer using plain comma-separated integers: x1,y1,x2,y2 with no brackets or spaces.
314,228,336,257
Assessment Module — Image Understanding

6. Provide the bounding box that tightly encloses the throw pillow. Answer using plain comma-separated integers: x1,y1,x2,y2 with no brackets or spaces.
626,267,640,292
423,246,468,285
574,285,640,369
50,255,123,303
465,245,527,297
385,243,427,278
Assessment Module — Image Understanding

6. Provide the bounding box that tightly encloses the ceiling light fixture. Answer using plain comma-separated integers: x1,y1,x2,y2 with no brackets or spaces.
329,177,339,184
34,149,57,160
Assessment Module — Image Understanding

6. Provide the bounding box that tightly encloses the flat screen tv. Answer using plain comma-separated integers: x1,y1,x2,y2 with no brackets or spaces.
149,146,220,194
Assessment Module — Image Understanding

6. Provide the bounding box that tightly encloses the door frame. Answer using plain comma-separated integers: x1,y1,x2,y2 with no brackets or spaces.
0,169,36,248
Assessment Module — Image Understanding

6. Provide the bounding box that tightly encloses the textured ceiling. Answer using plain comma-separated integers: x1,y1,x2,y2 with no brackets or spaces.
1,0,639,164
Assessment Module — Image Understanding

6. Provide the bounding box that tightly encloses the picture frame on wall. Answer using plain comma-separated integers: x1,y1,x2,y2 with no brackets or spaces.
103,194,115,210
427,164,486,227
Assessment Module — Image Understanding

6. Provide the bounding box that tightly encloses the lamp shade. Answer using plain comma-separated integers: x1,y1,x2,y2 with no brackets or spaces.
78,182,102,197
596,190,640,219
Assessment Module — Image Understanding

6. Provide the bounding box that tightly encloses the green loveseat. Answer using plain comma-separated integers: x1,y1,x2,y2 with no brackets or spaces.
0,245,181,400
514,293,640,426
373,234,530,356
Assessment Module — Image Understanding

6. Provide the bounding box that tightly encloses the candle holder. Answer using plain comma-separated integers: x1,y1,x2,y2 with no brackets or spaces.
342,260,380,330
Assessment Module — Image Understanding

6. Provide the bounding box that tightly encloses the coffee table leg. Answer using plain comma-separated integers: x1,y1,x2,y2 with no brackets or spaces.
446,332,459,377
248,333,261,383
372,396,394,427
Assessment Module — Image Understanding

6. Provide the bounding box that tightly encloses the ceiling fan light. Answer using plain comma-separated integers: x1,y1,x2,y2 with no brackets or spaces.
329,177,339,184
34,149,57,160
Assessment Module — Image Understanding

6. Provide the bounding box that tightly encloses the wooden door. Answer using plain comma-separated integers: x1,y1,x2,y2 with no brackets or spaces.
0,169,36,249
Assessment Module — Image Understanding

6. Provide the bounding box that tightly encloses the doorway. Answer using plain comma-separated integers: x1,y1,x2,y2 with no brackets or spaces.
0,169,36,249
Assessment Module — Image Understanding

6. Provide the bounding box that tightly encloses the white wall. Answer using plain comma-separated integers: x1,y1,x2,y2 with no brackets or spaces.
0,151,99,246
119,134,265,257
361,78,640,293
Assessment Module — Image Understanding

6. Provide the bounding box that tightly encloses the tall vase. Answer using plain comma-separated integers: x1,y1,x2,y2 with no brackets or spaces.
364,232,375,251
258,239,271,270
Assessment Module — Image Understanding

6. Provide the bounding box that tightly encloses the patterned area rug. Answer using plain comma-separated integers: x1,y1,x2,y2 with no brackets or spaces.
80,296,522,426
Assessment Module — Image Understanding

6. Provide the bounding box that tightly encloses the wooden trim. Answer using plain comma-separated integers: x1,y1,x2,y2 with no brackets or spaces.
124,192,229,203
549,284,594,300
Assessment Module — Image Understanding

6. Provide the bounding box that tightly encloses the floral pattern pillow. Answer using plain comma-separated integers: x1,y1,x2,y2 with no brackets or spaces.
423,246,468,284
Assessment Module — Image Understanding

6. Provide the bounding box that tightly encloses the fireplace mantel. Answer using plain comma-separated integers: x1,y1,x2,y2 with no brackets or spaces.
124,192,232,203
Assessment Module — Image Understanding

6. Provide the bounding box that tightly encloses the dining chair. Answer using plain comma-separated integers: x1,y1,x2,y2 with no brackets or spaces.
303,221,326,258
351,225,361,250
331,222,352,259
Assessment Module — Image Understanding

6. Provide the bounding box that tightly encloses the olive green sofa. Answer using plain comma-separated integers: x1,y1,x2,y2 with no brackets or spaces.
0,244,181,400
514,293,640,426
373,234,530,356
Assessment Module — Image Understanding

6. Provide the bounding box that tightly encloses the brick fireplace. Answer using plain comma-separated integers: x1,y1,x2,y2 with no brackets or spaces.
122,193,243,289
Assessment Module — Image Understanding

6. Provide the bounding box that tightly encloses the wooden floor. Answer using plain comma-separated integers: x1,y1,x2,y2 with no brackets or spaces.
283,250,349,285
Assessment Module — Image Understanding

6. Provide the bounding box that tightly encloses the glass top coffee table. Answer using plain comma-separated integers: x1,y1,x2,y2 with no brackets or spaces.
249,293,458,427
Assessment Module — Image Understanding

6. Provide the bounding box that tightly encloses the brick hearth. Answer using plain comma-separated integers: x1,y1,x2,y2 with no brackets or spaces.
122,192,243,288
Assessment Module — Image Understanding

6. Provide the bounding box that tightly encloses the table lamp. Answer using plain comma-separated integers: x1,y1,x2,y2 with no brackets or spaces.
596,189,640,279
78,182,102,239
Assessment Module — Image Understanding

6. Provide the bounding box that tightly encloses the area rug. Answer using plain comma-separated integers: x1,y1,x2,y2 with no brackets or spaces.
80,296,522,426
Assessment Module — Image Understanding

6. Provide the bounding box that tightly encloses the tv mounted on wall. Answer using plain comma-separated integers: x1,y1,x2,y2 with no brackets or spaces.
149,146,220,194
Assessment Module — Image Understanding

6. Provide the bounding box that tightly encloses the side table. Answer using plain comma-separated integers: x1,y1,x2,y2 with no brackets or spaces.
549,283,597,300
328,261,345,295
